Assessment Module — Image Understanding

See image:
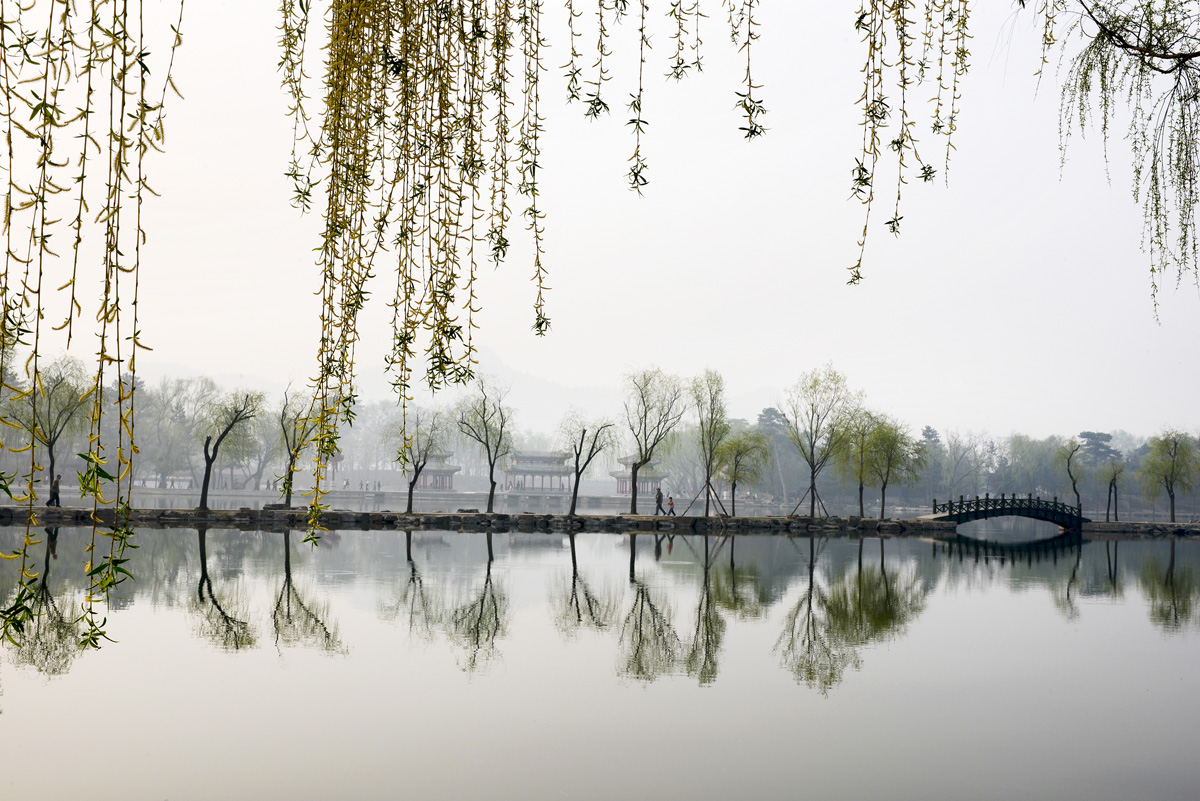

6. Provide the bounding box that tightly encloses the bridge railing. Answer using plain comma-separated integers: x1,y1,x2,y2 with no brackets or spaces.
932,493,1084,524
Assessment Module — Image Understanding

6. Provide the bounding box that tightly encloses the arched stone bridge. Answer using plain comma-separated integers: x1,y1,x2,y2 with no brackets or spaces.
923,494,1089,530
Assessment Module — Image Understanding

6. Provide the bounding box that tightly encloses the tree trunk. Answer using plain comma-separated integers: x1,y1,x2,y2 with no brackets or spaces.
1169,489,1176,523
879,481,888,520
858,481,864,518
283,453,298,508
809,467,818,518
730,481,737,517
629,462,642,515
1106,483,1112,522
200,435,215,511
487,478,496,513
1114,484,1119,522
569,471,582,516
406,462,425,514
628,533,637,583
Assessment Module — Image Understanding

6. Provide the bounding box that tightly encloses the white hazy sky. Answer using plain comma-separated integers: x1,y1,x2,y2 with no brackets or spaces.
107,2,1200,440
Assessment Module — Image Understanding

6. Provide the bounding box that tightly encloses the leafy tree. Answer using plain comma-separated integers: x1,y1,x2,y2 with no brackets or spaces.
835,407,876,518
1078,431,1122,465
782,365,857,517
691,369,731,516
1139,429,1198,523
7,355,90,489
716,430,772,517
623,368,686,515
868,418,926,520
557,409,616,517
456,379,514,513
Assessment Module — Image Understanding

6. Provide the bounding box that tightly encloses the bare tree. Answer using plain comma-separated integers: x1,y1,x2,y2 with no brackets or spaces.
199,392,261,511
456,379,513,513
1057,438,1086,512
278,388,318,508
397,404,448,514
1104,458,1126,522
623,368,686,514
557,408,616,516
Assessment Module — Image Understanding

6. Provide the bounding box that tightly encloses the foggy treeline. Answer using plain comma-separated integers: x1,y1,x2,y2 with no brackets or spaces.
2,357,1196,521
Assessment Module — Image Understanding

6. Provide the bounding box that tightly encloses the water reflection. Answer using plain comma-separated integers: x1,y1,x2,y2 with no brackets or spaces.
193,526,256,650
1140,539,1200,631
273,530,346,653
380,531,442,641
9,528,82,676
551,532,617,636
2,528,1199,689
445,532,508,672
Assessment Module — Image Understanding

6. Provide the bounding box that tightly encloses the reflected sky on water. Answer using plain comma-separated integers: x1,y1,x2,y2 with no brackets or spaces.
2,527,1199,801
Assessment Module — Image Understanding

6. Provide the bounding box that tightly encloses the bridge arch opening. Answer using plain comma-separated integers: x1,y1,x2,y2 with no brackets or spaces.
957,516,1064,544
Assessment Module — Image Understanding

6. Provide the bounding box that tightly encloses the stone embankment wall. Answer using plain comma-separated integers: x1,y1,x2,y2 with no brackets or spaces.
6,505,1197,539
11,505,958,535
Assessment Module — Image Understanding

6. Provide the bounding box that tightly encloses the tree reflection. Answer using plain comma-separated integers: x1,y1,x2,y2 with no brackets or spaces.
1050,543,1084,620
1104,541,1125,598
192,526,257,650
272,530,346,653
617,534,680,680
9,529,82,675
380,531,443,641
551,532,617,636
683,535,726,685
711,536,770,620
446,532,508,671
777,536,859,693
1139,540,1199,631
824,539,925,652
777,537,925,693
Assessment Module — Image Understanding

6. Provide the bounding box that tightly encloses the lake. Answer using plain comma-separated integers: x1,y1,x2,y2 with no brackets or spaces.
2,526,1198,800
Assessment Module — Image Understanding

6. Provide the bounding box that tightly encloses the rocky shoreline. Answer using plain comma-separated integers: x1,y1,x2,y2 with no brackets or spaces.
4,504,1198,539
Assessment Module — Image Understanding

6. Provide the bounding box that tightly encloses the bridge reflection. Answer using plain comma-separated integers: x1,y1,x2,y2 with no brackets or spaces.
932,529,1083,567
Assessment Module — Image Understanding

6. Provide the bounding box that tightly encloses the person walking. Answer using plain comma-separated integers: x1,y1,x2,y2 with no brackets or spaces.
667,496,676,516
46,474,62,508
654,487,666,515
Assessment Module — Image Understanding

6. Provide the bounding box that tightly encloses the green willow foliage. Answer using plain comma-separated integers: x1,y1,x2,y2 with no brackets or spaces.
1,0,1198,645
0,0,184,648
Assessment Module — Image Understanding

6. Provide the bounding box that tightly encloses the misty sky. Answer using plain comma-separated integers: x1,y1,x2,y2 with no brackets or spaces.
115,2,1200,441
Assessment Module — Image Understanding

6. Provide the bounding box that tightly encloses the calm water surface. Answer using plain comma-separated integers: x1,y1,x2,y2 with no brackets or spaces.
1,526,1198,801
